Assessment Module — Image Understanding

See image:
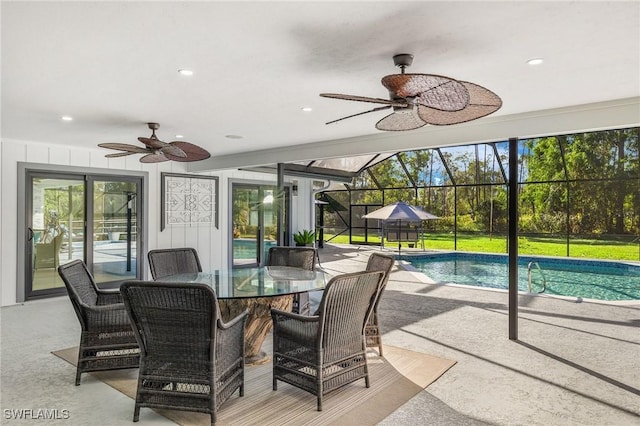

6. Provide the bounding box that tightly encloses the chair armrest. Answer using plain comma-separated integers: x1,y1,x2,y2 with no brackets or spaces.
270,308,318,323
271,309,319,344
82,303,132,330
217,309,248,331
96,289,123,305
216,310,247,370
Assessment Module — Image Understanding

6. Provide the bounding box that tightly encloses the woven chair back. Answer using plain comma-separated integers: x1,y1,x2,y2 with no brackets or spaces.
58,259,99,307
120,282,217,363
317,270,384,360
267,246,316,270
147,248,202,280
366,252,395,300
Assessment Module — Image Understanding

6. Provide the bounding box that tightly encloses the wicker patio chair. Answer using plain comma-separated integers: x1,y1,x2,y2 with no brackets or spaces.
363,252,395,356
34,233,64,269
266,246,316,314
120,281,247,425
57,259,140,385
147,247,202,280
271,270,385,411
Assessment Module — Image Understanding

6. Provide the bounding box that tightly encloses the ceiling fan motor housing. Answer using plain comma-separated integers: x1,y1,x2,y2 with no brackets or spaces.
392,99,416,113
393,54,414,71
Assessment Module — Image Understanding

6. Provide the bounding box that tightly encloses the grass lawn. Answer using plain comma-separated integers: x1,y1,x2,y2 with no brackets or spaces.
324,233,639,261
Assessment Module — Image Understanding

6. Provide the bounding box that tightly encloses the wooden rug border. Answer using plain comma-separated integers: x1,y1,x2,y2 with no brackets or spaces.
52,345,455,426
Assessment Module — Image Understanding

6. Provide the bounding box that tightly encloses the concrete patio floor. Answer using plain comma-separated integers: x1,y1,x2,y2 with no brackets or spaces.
1,243,638,425
319,244,640,426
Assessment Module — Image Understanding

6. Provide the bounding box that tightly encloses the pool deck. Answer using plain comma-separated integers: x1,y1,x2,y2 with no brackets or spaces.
1,243,638,425
317,244,640,426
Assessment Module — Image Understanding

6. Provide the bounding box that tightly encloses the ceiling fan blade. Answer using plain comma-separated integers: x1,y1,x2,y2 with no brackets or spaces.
382,74,469,111
138,137,166,150
461,81,502,107
326,105,392,125
105,152,137,158
375,110,426,131
320,93,408,107
416,82,502,125
164,142,211,162
160,144,187,158
98,143,149,153
139,153,169,163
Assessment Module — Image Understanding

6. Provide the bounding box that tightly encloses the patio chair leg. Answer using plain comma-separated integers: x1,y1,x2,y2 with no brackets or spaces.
133,405,140,422
75,369,81,386
365,363,371,388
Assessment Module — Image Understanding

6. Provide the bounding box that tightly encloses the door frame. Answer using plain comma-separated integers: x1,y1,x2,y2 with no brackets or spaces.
17,162,149,303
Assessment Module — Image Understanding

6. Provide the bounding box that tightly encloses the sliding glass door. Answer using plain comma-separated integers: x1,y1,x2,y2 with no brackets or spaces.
25,171,143,299
89,178,139,283
28,175,85,296
231,184,289,268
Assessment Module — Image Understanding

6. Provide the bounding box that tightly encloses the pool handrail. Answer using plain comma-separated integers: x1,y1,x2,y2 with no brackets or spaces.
527,261,548,293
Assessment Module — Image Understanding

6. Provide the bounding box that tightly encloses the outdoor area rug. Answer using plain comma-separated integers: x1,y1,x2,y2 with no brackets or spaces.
52,344,455,426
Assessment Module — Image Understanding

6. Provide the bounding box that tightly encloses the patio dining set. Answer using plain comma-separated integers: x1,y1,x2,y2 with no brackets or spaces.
56,246,394,425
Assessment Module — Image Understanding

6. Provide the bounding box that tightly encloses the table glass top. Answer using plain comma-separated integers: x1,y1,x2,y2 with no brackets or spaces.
162,266,328,299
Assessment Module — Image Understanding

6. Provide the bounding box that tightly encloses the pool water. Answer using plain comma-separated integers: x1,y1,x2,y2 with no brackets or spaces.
233,239,277,260
402,253,640,301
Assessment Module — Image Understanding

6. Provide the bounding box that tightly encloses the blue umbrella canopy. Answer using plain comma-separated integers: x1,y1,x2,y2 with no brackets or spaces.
362,201,439,221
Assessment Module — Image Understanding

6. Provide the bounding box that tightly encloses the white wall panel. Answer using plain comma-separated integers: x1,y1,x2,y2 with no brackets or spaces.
48,146,70,165
70,149,91,167
1,141,26,306
90,151,110,168
107,156,127,170
0,142,2,306
26,143,48,163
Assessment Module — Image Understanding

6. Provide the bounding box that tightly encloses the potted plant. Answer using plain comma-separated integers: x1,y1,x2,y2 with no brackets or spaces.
293,229,316,247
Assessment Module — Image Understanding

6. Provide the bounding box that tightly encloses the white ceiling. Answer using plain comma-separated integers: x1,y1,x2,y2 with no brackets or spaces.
2,1,639,170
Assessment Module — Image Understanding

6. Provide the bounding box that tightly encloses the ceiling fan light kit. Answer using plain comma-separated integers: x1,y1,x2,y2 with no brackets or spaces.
98,122,211,163
321,54,502,131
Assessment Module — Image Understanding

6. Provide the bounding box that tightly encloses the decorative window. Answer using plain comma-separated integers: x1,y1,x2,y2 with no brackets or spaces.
161,173,218,231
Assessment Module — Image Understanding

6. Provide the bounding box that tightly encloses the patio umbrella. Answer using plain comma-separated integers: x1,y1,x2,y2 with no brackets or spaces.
362,201,439,253
362,201,439,221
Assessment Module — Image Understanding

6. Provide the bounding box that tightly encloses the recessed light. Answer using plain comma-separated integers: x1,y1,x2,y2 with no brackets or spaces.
178,69,194,76
175,134,184,139
527,58,544,66
61,116,73,121
225,134,243,139
301,107,313,112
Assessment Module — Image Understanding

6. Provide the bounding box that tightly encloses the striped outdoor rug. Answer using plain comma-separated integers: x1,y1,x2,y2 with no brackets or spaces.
52,343,455,425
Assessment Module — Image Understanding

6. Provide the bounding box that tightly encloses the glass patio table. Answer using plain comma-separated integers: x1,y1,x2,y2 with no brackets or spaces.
163,266,328,364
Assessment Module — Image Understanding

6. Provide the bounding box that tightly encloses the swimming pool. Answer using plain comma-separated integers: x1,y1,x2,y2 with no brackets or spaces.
402,252,640,301
233,239,277,260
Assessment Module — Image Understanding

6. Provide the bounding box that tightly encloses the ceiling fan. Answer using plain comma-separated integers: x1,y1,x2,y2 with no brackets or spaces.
98,123,211,163
320,54,502,131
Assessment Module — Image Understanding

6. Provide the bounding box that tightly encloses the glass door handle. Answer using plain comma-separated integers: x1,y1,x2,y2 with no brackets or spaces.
27,227,34,241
